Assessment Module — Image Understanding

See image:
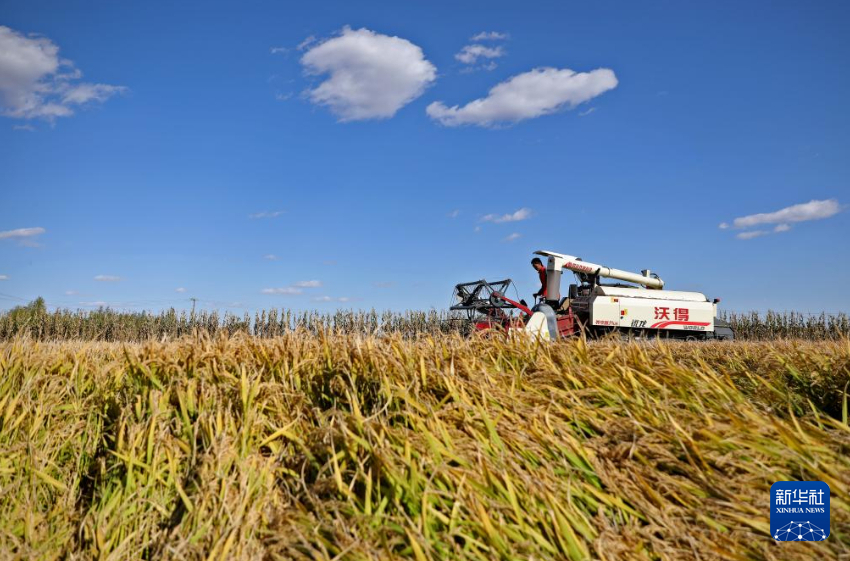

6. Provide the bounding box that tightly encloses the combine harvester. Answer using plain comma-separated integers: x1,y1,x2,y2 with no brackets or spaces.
450,250,734,340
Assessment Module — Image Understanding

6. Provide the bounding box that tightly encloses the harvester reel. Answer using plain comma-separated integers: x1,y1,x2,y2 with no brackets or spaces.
450,279,521,325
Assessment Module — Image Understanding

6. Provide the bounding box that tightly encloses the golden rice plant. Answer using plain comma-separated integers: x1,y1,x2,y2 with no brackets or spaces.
1,333,848,560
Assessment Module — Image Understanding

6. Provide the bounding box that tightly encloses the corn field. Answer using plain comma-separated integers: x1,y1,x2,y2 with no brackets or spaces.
719,311,850,340
0,300,456,342
1,299,848,341
1,334,848,560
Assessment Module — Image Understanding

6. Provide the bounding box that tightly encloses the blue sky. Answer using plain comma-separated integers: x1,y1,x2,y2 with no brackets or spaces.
1,0,848,314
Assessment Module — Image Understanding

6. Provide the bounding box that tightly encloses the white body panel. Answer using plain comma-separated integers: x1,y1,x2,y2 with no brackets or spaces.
590,296,620,328
595,286,707,302
522,312,552,340
590,286,714,332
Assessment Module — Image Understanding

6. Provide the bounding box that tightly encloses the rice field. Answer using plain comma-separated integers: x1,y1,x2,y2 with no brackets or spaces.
1,333,848,560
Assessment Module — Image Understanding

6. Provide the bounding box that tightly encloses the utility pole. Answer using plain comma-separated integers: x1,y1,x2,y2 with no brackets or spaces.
190,298,197,321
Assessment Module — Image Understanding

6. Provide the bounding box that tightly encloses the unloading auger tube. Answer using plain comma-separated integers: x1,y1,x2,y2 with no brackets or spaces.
534,250,664,301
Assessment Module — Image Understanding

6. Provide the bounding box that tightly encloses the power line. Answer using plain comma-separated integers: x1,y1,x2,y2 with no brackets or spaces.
0,291,28,302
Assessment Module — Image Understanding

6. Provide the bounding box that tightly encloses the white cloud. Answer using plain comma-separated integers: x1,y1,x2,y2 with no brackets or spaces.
301,26,437,121
261,280,321,295
93,275,121,282
481,207,532,223
61,83,125,105
263,254,280,260
774,223,791,233
723,199,841,230
447,209,460,218
175,287,187,293
503,232,522,242
0,226,45,240
80,301,108,307
313,295,350,303
0,26,126,121
270,46,289,55
262,287,303,295
13,123,34,131
736,230,769,240
248,210,283,219
470,31,509,41
0,226,45,247
455,44,505,65
65,290,77,295
578,107,596,117
297,35,316,51
427,67,618,127
459,60,499,74
0,274,7,280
